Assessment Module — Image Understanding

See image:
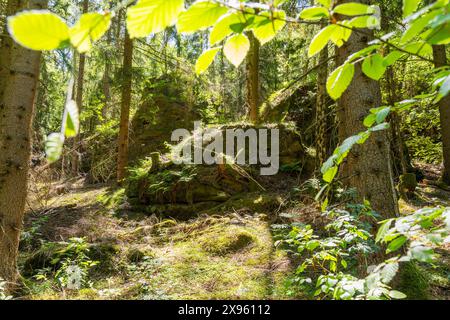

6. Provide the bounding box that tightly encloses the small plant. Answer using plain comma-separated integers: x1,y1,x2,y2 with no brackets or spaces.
21,215,49,250
275,204,450,300
35,238,99,291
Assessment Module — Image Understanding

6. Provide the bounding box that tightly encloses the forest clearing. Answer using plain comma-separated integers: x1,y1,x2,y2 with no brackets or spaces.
1,0,450,302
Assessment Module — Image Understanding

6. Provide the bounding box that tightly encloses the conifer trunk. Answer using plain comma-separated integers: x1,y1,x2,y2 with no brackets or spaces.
117,30,133,182
335,0,398,218
246,32,260,123
315,22,330,167
432,45,450,184
71,0,88,176
0,0,46,289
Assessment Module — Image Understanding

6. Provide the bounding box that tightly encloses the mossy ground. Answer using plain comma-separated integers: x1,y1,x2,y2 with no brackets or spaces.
19,162,450,300
20,185,295,300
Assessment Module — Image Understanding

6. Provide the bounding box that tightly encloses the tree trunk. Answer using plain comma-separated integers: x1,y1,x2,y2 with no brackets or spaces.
117,30,133,183
432,45,450,184
0,0,46,290
335,0,398,218
386,65,409,176
71,0,88,176
245,31,260,123
315,23,330,167
102,17,112,120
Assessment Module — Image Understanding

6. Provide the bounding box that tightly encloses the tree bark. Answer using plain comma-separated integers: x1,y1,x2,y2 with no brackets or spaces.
315,23,330,167
0,0,46,290
71,0,88,176
102,11,113,120
432,45,450,184
246,31,260,123
335,0,398,218
117,30,133,183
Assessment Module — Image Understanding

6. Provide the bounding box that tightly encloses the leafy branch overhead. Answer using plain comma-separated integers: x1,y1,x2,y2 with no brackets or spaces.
6,0,450,164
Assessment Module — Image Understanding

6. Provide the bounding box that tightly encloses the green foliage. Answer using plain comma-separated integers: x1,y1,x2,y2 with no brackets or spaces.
362,54,387,81
195,47,221,74
44,133,64,164
7,11,70,50
63,100,79,138
177,0,228,34
224,34,250,67
299,7,329,21
251,10,287,45
333,3,375,16
308,25,336,57
403,102,443,164
403,0,422,18
34,238,99,291
326,63,354,100
69,12,112,53
127,0,185,38
276,204,449,300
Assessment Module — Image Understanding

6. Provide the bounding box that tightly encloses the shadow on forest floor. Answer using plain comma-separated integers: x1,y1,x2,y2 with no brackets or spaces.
20,182,298,300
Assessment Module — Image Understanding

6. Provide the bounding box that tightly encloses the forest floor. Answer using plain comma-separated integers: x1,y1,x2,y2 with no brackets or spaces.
17,163,450,300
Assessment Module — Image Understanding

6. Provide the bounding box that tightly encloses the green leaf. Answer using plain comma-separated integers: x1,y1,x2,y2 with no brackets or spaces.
376,219,393,243
251,11,286,45
389,290,407,299
7,11,69,51
333,3,375,16
403,0,421,19
383,50,405,67
381,262,399,283
375,107,391,124
308,24,336,57
177,0,228,34
274,0,288,7
299,7,329,21
210,12,244,46
349,15,380,29
369,122,390,132
223,34,250,67
330,23,352,47
326,63,355,100
45,133,64,163
306,240,320,251
410,246,434,262
70,13,111,53
427,24,450,44
347,44,380,62
127,0,185,38
317,0,332,8
362,54,387,81
386,235,407,253
403,41,432,56
439,75,450,97
323,166,338,183
195,47,220,74
400,10,439,44
364,114,377,128
64,100,79,138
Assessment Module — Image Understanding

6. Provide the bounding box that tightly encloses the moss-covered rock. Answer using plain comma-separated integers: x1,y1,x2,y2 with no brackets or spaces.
89,242,120,273
126,247,155,263
126,123,312,219
198,226,255,255
128,73,204,163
